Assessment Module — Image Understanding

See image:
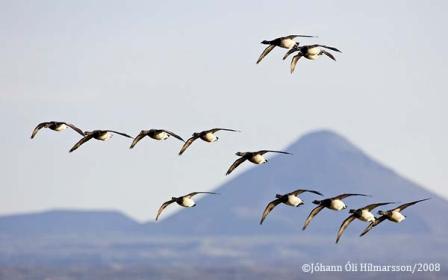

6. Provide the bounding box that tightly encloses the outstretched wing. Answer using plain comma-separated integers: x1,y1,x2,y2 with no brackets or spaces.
314,45,341,53
321,50,336,61
360,215,387,237
208,128,240,133
185,192,218,198
258,150,292,155
107,130,133,138
393,198,430,212
282,47,298,60
65,123,85,136
256,45,276,64
333,193,369,200
163,130,185,142
336,214,356,244
155,199,176,221
30,122,50,139
363,202,395,211
284,34,316,39
178,135,199,155
290,54,302,74
289,189,323,197
260,199,282,225
130,131,149,149
302,205,325,230
225,157,247,175
69,134,94,153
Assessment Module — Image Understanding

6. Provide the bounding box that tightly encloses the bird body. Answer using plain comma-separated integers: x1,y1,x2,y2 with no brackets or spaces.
130,129,184,149
69,129,133,152
256,34,316,64
155,192,217,221
201,132,218,142
282,44,341,73
330,199,347,211
31,121,84,139
226,150,291,175
249,153,267,164
178,128,239,155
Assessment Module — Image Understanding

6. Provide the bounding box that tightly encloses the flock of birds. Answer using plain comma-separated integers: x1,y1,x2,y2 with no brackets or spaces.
30,34,428,244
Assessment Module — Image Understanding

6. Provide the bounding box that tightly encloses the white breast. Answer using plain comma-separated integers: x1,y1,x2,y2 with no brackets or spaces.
181,197,195,207
359,210,375,222
330,199,346,211
249,154,267,164
390,211,405,223
307,47,321,55
54,124,67,131
280,39,296,49
152,131,169,140
286,195,302,207
97,132,112,141
202,132,217,142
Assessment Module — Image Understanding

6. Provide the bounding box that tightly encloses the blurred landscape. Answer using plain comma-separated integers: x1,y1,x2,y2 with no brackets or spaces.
1,130,446,279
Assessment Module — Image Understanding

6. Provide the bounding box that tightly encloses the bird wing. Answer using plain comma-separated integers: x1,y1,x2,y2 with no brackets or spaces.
256,45,276,64
65,123,85,136
302,205,325,230
314,45,342,53
258,150,292,155
290,54,302,74
129,131,148,149
178,135,199,155
290,189,323,197
163,130,185,142
225,156,247,176
107,130,133,138
69,134,94,153
321,50,336,61
360,215,387,237
30,122,50,139
333,193,369,200
393,198,430,212
282,47,298,60
363,202,395,211
336,214,356,243
155,199,176,221
260,199,282,225
284,34,316,39
208,128,240,133
185,192,218,198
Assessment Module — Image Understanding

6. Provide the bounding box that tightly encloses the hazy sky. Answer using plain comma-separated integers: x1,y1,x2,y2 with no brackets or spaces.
1,0,447,222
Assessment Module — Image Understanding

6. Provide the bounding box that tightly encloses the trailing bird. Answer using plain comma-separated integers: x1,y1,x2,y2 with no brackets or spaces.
303,193,370,230
282,44,342,73
260,189,323,225
225,150,291,175
69,130,133,153
155,192,218,221
130,129,184,149
336,202,395,244
31,121,84,139
178,128,240,155
360,198,430,237
256,34,316,64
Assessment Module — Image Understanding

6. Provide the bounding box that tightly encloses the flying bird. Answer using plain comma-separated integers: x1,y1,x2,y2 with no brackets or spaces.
336,202,395,244
31,121,84,139
303,193,369,231
155,192,218,221
130,129,184,149
256,34,316,64
282,44,342,73
178,128,240,155
69,130,133,153
260,189,323,225
225,150,291,175
360,198,430,237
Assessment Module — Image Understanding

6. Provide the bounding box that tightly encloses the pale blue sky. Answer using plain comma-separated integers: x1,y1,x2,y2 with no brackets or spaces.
1,0,447,221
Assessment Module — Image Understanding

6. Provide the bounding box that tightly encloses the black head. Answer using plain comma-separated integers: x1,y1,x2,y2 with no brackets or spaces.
192,132,200,137
235,152,245,157
312,200,321,205
349,209,356,214
261,40,269,44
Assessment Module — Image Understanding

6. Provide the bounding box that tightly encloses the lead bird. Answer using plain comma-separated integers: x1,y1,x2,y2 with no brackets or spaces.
260,189,323,225
256,34,316,64
155,192,218,221
303,193,370,230
69,130,133,153
130,129,184,149
31,121,84,139
360,198,430,237
225,150,291,175
282,44,342,73
178,128,240,155
336,202,395,244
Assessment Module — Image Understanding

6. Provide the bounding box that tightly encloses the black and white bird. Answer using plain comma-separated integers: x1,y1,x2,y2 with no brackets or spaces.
155,192,218,221
130,129,184,149
260,189,323,225
225,150,291,175
69,130,133,153
31,121,84,139
282,44,341,73
256,34,316,64
303,193,369,230
178,128,240,155
360,198,430,237
336,202,395,244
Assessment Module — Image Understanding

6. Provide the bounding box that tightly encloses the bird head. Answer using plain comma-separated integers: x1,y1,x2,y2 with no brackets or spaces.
349,209,356,214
